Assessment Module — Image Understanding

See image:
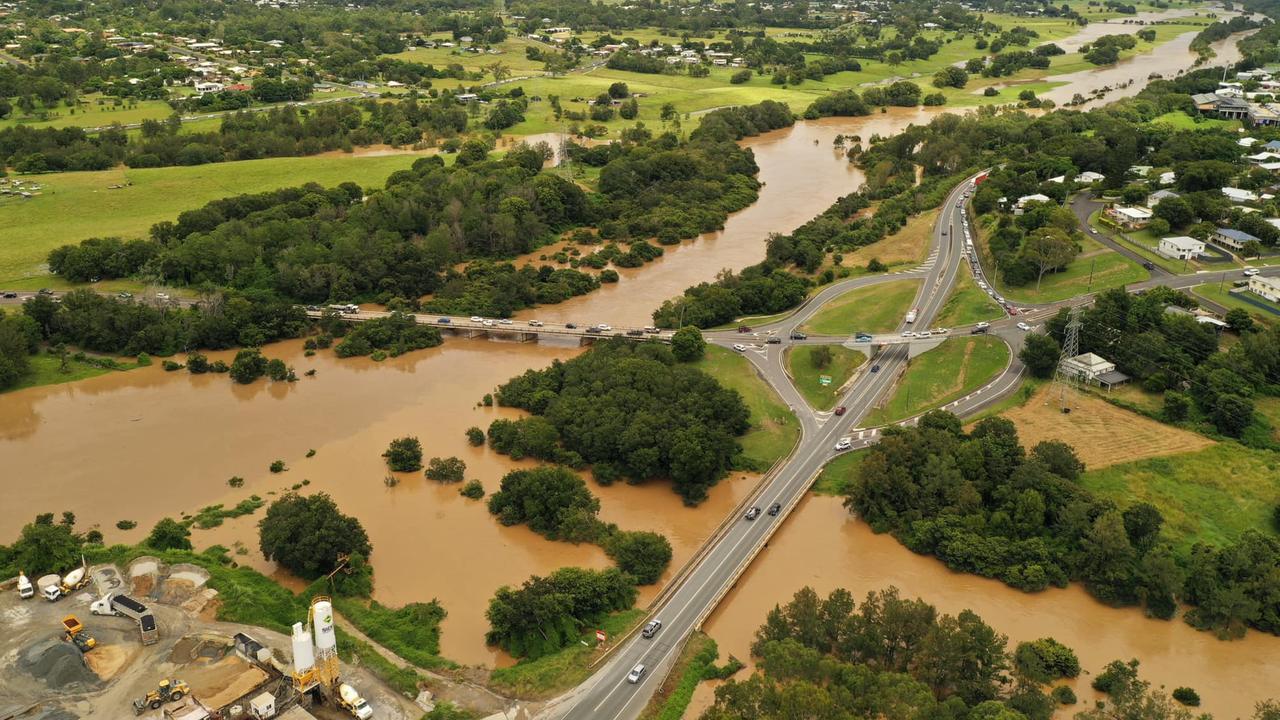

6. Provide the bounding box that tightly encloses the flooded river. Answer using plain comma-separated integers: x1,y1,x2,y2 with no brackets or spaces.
691,495,1280,719
1,34,1272,675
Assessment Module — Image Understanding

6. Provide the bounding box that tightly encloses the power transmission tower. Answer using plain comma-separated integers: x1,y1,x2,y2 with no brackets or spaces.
1049,306,1083,413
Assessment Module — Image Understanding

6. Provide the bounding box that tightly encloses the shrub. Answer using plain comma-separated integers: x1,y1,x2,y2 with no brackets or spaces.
269,460,287,473
1172,687,1200,706
983,87,1000,97
306,449,316,458
460,480,485,499
383,437,423,472
1051,686,1077,704
228,476,245,487
162,360,183,371
116,520,137,530
1014,638,1080,683
867,258,887,272
604,530,673,584
466,427,485,446
425,456,466,483
730,69,753,84
146,517,192,551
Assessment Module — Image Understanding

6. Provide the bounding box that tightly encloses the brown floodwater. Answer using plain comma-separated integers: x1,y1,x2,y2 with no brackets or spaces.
512,109,938,328
0,337,761,666
690,495,1280,719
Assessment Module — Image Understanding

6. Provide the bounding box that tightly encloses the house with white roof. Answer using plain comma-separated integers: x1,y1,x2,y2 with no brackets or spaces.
1222,187,1259,203
1105,205,1153,229
1249,275,1280,302
1147,189,1179,208
1077,171,1105,183
1158,236,1204,260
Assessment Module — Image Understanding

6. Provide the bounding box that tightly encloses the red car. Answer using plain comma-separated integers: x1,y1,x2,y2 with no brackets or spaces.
834,406,847,416
738,325,752,333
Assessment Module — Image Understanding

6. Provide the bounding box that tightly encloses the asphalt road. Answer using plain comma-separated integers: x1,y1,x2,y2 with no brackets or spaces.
546,171,995,720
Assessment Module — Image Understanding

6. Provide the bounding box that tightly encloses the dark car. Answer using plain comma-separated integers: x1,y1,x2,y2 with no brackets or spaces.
37,288,54,296
737,325,752,333
1,292,16,298
627,329,644,336
642,619,662,639
871,364,881,373
1142,261,1155,270
305,305,320,311
744,506,762,521
768,503,782,516
766,336,781,344
586,327,603,334
854,333,873,342
565,323,578,329
437,317,451,324
790,331,807,340
971,326,988,335
834,406,847,416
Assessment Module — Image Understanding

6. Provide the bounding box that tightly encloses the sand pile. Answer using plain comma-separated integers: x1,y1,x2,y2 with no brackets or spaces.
19,639,100,690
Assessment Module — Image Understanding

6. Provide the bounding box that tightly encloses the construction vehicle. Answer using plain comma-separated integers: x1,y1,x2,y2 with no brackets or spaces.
38,574,62,601
61,615,97,652
337,683,373,719
92,592,159,645
59,564,89,594
132,678,190,714
17,572,34,599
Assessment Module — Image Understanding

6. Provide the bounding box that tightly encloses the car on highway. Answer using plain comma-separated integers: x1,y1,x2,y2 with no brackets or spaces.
854,333,873,342
37,288,54,296
932,327,949,335
790,331,807,340
918,331,932,338
971,326,989,335
483,319,495,327
737,325,752,333
470,316,483,322
437,318,451,324
627,664,646,684
976,321,991,330
871,364,880,372
566,323,578,329
768,503,782,516
834,406,847,416
901,331,916,338
528,320,544,327
587,327,604,334
1244,267,1260,277
744,506,762,520
499,319,513,325
596,324,612,331
120,292,135,300
733,343,747,352
1017,321,1033,331
642,620,662,639
766,336,781,344
834,437,853,451
644,326,660,334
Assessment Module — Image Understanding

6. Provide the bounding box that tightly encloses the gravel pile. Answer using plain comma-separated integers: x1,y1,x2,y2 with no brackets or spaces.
19,640,100,691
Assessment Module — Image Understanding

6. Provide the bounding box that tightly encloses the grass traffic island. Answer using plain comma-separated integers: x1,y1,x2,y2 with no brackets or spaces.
979,229,1149,305
1080,443,1280,553
694,345,800,469
932,266,1005,328
800,278,921,336
785,345,867,411
0,153,432,285
863,336,1009,426
488,608,648,698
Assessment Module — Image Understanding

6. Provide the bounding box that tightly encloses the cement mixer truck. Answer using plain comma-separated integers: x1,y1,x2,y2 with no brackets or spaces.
337,684,373,720
60,565,89,594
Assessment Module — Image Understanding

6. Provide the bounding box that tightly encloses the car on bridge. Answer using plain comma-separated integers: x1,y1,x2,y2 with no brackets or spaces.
437,318,451,324
627,664,646,684
744,506,762,520
835,437,852,451
470,316,483,322
528,320,544,326
854,333,873,342
642,620,662,639
768,503,782,516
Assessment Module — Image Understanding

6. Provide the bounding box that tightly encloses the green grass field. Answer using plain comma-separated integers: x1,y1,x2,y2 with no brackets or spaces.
1149,110,1241,131
801,279,921,336
933,266,1005,328
5,352,144,394
385,36,550,75
990,233,1149,304
1080,443,1280,553
785,345,866,411
812,449,865,496
695,345,800,469
488,608,648,698
0,153,429,286
864,335,1010,425
1192,283,1280,324
0,94,177,131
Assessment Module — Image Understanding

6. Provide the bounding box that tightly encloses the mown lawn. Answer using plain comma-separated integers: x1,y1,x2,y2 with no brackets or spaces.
801,279,921,336
1192,283,1280,325
1080,443,1280,553
488,608,648,698
812,449,865,496
695,346,800,469
786,345,866,411
0,153,430,285
933,266,1005,328
990,233,1149,304
863,336,1010,425
0,94,176,131
1149,110,1240,131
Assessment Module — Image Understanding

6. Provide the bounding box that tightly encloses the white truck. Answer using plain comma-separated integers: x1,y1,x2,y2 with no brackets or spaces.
904,308,918,324
60,565,88,595
37,574,62,602
17,572,34,599
92,592,159,645
337,683,374,720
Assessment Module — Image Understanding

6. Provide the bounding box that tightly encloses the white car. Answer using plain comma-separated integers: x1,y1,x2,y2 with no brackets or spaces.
156,292,170,300
975,321,991,330
932,327,949,335
834,437,852,451
1243,268,1260,277
499,318,513,325
1017,322,1033,331
470,316,483,322
483,319,495,327
528,320,544,327
627,664,646,684
732,343,747,352
901,331,916,338
917,331,932,338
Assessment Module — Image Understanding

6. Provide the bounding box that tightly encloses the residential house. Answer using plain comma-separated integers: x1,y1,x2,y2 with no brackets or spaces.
1147,189,1179,208
1157,236,1204,260
1222,187,1259,203
1105,205,1153,229
1249,275,1280,302
1158,171,1176,186
1265,140,1280,152
1076,171,1105,183
193,81,224,94
1061,353,1130,389
1192,92,1251,120
1213,227,1261,250
1013,193,1052,214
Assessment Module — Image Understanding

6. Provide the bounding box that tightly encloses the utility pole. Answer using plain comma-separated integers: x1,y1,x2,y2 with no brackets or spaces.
1087,258,1096,292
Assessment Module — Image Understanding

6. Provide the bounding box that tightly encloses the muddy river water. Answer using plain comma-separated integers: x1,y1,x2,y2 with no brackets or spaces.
2,21,1277,700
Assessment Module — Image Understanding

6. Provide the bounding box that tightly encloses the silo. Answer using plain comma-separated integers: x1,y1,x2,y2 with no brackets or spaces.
290,622,315,675
312,599,336,653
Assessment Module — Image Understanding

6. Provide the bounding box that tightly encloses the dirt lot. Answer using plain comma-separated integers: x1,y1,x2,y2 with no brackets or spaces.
1000,385,1215,470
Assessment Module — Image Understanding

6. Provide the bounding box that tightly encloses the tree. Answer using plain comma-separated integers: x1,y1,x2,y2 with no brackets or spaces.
932,66,969,89
259,493,372,578
619,97,639,120
383,436,423,472
607,82,630,99
486,61,511,82
1162,390,1191,421
425,456,466,482
1153,196,1194,229
671,326,706,361
1014,638,1080,683
466,427,485,446
810,345,833,369
487,465,602,541
1021,229,1078,289
1019,333,1061,378
1225,308,1254,333
1212,393,1253,437
229,349,268,384
604,530,673,584
7,514,83,576
146,518,192,551
1030,440,1084,479
1122,503,1163,552
486,567,637,658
